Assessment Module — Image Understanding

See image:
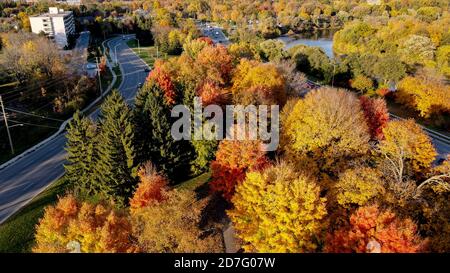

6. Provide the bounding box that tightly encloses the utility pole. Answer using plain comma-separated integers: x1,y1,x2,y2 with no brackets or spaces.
331,61,336,88
95,57,103,98
0,95,14,155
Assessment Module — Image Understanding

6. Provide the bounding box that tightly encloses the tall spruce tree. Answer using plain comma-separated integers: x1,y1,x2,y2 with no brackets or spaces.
64,111,98,195
95,89,138,206
181,81,218,175
134,82,192,181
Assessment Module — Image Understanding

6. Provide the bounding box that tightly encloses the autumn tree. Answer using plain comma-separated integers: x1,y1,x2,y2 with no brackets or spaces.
325,204,425,253
197,81,227,106
195,44,233,86
281,87,370,180
350,74,373,93
417,156,450,252
333,167,385,208
0,32,67,84
228,163,327,253
33,194,137,253
147,60,178,105
378,119,437,180
64,111,98,196
129,162,169,211
231,59,287,106
182,37,212,59
396,69,450,118
289,44,334,83
210,140,270,201
359,96,389,141
95,90,138,207
259,39,287,62
399,35,436,66
131,189,222,253
228,41,260,62
274,60,308,97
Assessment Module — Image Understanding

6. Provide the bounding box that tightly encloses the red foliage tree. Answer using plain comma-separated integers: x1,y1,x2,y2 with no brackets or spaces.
147,60,177,105
210,140,270,201
130,163,169,210
359,96,389,140
325,204,425,253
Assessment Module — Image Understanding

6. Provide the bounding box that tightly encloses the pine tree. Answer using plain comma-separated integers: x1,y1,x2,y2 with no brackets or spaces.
134,83,191,182
64,111,98,196
95,90,138,206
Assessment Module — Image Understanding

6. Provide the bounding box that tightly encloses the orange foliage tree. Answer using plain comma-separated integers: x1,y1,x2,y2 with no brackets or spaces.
210,140,270,201
195,44,233,86
147,60,177,105
325,204,425,253
33,194,137,253
129,163,169,211
197,80,227,106
359,96,389,140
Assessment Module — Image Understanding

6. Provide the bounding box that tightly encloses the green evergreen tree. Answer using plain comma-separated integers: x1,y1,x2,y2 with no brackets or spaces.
181,81,218,175
134,82,191,182
64,111,98,196
95,89,138,206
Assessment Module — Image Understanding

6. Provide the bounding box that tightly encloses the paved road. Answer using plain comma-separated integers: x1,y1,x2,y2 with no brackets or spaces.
71,31,90,75
198,22,230,46
0,36,149,224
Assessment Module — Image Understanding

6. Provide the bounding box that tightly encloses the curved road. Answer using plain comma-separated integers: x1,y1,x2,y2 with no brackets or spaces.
0,36,149,224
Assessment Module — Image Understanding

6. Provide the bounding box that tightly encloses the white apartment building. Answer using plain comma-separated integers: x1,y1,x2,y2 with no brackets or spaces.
29,7,75,48
55,0,83,5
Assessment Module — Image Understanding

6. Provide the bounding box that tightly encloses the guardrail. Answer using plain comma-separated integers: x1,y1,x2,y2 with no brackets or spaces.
389,113,450,146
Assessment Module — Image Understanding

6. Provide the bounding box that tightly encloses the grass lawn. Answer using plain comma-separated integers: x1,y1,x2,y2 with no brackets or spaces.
176,172,211,191
112,65,122,89
126,40,170,67
0,176,69,253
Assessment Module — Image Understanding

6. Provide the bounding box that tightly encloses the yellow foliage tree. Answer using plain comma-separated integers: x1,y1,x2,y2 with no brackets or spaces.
396,70,450,118
228,163,327,253
131,189,222,253
378,119,437,176
333,167,385,208
231,59,286,106
281,87,370,180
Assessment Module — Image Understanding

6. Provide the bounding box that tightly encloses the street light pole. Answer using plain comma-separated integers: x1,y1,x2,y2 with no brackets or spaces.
95,57,103,98
0,95,14,155
137,39,140,54
114,43,121,65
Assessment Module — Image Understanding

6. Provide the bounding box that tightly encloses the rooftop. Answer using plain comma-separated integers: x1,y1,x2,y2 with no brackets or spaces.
30,7,72,18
